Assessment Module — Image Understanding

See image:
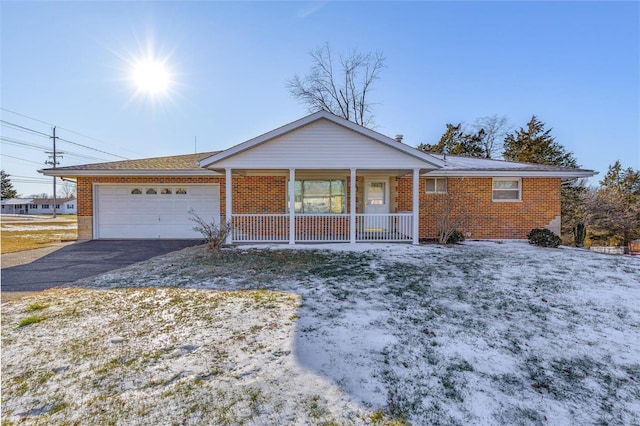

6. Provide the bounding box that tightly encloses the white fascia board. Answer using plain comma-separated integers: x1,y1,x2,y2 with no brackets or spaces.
39,169,223,177
199,111,445,169
421,170,598,178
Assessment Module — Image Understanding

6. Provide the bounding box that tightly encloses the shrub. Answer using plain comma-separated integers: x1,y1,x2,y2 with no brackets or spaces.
188,210,233,251
446,230,465,244
527,228,561,248
573,222,586,247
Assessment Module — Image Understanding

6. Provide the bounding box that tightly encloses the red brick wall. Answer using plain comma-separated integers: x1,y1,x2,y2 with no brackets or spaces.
78,175,561,240
397,176,561,239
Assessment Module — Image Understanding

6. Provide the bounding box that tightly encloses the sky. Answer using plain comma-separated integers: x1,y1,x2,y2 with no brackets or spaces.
1,1,638,197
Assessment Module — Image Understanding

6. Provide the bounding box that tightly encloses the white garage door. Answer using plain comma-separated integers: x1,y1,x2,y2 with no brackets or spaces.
95,184,220,239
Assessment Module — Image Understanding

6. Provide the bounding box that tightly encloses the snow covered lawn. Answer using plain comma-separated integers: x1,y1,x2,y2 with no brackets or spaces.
2,241,639,425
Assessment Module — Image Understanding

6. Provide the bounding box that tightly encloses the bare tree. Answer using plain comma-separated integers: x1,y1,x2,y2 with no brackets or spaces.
471,115,510,159
433,178,471,244
287,42,385,127
58,181,76,199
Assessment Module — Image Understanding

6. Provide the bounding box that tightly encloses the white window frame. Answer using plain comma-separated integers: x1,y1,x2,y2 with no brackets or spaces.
425,177,447,194
492,178,521,202
287,179,346,214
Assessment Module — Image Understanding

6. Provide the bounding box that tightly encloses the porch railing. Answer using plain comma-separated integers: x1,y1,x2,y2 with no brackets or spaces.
295,214,350,242
232,214,289,242
355,213,413,242
231,213,413,243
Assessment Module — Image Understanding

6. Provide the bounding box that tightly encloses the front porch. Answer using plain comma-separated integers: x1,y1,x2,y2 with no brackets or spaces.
223,167,422,244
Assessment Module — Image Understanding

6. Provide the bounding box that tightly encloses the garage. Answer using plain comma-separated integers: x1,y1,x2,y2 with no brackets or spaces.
94,184,220,239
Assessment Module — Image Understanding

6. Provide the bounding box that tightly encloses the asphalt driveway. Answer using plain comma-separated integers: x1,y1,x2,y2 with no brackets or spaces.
1,240,203,292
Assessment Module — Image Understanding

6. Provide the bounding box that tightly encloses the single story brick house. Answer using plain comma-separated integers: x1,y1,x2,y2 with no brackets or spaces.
1,197,77,215
41,111,595,243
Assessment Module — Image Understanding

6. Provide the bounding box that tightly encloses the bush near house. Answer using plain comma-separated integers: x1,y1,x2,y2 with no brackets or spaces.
445,230,465,244
527,228,562,248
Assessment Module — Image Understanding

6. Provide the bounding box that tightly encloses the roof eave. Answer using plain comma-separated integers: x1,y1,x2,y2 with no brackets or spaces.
421,170,598,178
39,169,223,177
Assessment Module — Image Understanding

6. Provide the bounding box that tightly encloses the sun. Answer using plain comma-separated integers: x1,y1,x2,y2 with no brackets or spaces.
132,58,171,95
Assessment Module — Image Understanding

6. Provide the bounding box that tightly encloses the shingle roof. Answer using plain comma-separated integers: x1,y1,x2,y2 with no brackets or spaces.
39,152,223,178
32,197,75,204
49,152,220,171
428,154,596,174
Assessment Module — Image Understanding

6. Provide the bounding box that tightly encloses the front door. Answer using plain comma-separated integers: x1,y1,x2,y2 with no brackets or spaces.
364,179,390,231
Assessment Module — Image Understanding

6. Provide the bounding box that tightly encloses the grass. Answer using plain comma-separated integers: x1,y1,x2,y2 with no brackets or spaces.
26,303,49,312
2,243,639,425
2,287,406,425
0,219,77,254
17,316,45,327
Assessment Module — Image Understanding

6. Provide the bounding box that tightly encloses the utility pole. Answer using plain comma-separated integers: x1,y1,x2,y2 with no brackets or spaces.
45,126,62,219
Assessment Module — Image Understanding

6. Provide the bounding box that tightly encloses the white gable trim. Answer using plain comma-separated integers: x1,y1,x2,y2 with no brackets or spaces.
199,111,444,169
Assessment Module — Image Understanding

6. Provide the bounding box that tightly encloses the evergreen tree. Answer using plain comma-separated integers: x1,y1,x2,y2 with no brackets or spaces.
504,116,582,241
585,161,640,245
417,123,485,157
1,170,18,199
600,160,640,200
503,116,577,167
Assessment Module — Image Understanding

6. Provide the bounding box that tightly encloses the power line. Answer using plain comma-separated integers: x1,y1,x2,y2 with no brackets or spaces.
1,136,51,150
0,120,50,138
1,136,111,162
57,136,128,160
1,119,127,160
0,107,53,127
1,107,146,157
0,153,44,165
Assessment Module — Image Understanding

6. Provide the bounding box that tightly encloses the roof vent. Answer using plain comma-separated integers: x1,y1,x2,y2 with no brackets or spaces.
395,134,404,143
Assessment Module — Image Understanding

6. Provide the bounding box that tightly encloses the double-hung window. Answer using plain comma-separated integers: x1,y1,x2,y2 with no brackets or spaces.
425,178,447,194
492,178,521,201
288,180,345,213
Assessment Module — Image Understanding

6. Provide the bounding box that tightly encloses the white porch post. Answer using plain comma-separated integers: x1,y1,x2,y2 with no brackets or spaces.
289,168,296,245
225,168,233,244
350,168,356,244
412,168,420,245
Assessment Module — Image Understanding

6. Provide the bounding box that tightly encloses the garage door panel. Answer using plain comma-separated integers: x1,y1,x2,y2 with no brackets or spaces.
95,184,220,239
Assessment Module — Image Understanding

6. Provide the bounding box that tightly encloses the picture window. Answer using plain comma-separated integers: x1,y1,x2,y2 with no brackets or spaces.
287,180,345,214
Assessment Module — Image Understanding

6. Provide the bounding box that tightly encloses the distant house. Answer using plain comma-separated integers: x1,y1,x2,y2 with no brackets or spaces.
1,197,77,215
41,111,596,242
1,198,32,214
